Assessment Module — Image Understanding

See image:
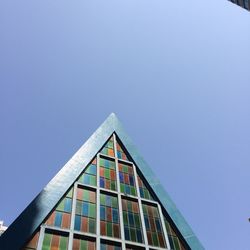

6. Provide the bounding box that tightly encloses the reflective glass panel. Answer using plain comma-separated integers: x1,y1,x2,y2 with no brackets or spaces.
119,162,137,196
99,157,117,191
122,198,143,243
142,203,166,248
74,187,96,234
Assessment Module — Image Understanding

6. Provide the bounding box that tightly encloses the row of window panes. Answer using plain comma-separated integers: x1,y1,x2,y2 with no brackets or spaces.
40,230,149,250
78,155,155,204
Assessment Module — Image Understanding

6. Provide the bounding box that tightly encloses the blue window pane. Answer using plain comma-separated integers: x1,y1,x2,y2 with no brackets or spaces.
104,160,109,167
119,172,124,182
64,198,72,212
74,215,81,230
144,217,150,230
139,188,143,197
112,208,118,223
86,164,96,175
55,212,62,227
100,206,106,220
106,195,111,207
129,176,134,186
128,212,135,227
155,218,161,231
83,175,90,185
117,152,122,158
100,177,105,188
136,229,143,242
125,185,130,194
100,244,106,250
82,202,89,216
124,226,130,240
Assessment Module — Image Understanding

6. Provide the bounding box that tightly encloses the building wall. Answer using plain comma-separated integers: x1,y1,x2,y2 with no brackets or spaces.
229,0,250,10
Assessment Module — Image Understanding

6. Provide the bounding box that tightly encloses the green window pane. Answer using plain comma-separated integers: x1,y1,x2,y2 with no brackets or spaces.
59,236,68,249
89,204,96,218
107,222,112,236
42,233,51,250
89,219,96,233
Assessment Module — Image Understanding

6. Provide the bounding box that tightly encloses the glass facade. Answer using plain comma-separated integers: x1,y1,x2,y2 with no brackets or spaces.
119,162,137,196
74,187,96,234
23,134,188,250
99,157,117,191
137,175,154,201
142,203,166,248
78,158,97,187
73,236,96,250
100,193,120,238
42,231,68,250
164,217,187,250
122,198,143,243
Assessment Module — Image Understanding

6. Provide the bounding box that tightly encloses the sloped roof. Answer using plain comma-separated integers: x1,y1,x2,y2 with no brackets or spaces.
0,113,204,249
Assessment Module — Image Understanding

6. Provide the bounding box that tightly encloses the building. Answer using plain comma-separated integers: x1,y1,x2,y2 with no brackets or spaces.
228,0,250,11
0,221,7,236
0,114,204,250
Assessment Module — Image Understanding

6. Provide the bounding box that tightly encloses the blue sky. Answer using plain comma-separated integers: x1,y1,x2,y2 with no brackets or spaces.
0,0,249,249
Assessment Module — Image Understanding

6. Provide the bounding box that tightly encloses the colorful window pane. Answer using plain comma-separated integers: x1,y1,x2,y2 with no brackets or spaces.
42,231,68,250
99,157,117,191
78,158,97,187
100,193,120,238
74,187,96,234
119,162,136,196
45,189,73,229
164,218,187,250
100,137,115,157
142,203,166,248
23,231,40,250
137,175,154,201
100,241,122,250
122,198,143,243
73,236,96,250
116,141,129,161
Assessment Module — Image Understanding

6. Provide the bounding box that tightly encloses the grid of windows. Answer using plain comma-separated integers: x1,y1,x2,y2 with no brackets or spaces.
142,203,166,248
101,137,115,157
74,187,96,234
164,217,187,250
78,158,97,187
137,175,154,201
116,141,129,161
45,189,73,229
73,236,96,250
99,157,117,191
119,162,137,196
100,193,120,238
23,133,189,250
122,198,143,243
42,231,68,250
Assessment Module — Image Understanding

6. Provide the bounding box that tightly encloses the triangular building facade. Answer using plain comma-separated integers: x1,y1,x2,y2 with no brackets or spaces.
0,114,204,250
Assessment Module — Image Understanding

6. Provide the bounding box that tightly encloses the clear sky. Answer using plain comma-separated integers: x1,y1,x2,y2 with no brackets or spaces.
0,0,249,249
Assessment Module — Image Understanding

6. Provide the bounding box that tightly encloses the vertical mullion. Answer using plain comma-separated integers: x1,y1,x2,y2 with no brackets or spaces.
96,153,101,250
36,225,45,250
68,183,78,249
133,164,149,250
113,133,126,249
157,203,171,250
